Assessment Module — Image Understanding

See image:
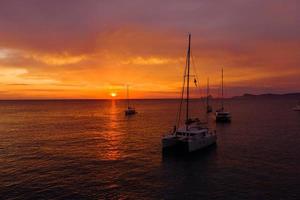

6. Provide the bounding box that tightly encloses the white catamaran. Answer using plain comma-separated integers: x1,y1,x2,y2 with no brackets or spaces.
215,68,231,122
124,85,137,116
162,33,217,153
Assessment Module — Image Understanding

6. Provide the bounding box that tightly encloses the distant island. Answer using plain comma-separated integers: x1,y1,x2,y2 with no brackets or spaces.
232,93,300,99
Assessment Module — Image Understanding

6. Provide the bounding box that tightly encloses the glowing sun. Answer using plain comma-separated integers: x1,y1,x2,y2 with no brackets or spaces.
110,92,117,97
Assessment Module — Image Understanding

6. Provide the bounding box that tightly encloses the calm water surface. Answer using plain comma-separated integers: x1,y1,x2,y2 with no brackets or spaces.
0,98,299,199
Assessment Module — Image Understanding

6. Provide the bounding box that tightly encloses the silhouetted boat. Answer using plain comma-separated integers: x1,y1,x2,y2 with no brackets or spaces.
124,85,137,115
215,68,231,122
206,78,213,113
162,33,217,153
293,101,300,111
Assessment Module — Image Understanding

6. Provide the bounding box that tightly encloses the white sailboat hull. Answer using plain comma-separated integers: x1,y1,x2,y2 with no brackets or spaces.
162,124,217,153
215,111,231,122
162,134,217,152
186,135,217,152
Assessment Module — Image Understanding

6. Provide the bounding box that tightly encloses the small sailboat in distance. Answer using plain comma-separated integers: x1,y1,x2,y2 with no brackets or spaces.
293,101,300,111
206,78,213,113
215,68,231,122
162,33,217,153
124,85,137,116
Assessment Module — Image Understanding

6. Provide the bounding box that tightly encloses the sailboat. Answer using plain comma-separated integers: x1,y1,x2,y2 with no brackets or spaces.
162,33,217,153
124,85,137,115
215,68,231,122
206,78,213,113
293,101,300,111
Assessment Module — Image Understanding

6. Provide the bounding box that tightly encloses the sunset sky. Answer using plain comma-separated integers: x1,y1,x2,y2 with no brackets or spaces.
0,0,299,99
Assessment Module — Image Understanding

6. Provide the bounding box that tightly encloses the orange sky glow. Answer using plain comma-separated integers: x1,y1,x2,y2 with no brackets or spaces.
0,0,299,99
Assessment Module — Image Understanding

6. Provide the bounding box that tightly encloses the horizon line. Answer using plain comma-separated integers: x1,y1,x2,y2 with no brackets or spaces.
0,92,299,101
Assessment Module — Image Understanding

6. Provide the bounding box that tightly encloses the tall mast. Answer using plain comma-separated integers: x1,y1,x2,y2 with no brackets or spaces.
186,33,191,129
207,77,209,110
221,68,224,110
127,85,130,109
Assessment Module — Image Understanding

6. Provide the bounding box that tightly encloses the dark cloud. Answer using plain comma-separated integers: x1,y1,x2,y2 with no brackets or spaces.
0,0,299,52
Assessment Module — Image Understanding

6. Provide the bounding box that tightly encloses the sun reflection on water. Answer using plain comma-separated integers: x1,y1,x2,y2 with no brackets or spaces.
100,100,123,161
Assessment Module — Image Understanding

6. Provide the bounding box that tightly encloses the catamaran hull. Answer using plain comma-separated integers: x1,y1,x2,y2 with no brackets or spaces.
162,135,217,153
186,135,217,152
162,136,179,149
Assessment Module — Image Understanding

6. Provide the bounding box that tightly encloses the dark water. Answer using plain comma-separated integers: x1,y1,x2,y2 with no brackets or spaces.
0,98,299,199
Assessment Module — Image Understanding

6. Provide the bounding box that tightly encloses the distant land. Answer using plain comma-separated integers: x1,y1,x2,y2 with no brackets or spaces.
231,93,300,99
0,93,300,101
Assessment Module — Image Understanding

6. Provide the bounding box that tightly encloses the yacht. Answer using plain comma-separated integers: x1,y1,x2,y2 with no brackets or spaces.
162,33,217,153
215,68,231,122
125,107,136,115
206,78,213,113
124,85,137,115
293,102,300,111
215,109,231,122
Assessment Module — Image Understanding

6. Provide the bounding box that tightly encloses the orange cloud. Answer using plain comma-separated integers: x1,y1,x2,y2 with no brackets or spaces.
0,0,299,99
121,56,181,65
23,52,88,66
